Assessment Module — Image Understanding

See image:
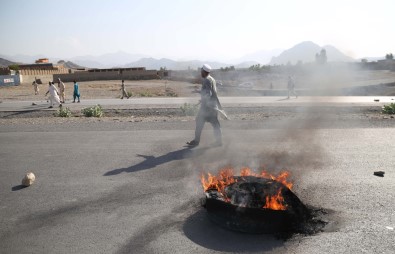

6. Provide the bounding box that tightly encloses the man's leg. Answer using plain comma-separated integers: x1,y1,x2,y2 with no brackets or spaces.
210,116,222,145
211,119,222,145
49,97,54,107
293,89,298,98
194,112,205,144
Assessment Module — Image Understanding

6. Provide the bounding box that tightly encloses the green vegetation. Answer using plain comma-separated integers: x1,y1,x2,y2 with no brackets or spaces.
220,66,235,72
382,103,395,114
180,103,198,116
8,64,19,71
54,107,72,117
248,64,271,71
127,91,134,97
138,90,154,97
385,53,394,60
82,105,104,117
165,88,178,97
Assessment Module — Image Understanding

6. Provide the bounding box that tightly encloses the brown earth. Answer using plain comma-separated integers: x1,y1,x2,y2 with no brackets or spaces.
0,80,198,101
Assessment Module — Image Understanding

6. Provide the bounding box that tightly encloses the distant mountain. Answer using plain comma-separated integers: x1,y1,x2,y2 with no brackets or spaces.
232,48,284,65
70,59,106,68
0,54,47,64
270,41,354,65
0,58,18,67
57,60,85,69
125,57,229,70
69,51,149,68
322,45,355,62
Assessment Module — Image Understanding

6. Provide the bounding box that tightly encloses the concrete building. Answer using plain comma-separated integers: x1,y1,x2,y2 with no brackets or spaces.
35,58,49,64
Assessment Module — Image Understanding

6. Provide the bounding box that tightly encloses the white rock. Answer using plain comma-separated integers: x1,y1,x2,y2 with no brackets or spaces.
22,172,36,187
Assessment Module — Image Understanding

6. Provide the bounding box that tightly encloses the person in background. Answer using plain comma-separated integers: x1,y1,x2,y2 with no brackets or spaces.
32,77,39,95
287,76,298,99
187,64,222,147
121,80,129,99
73,80,80,103
45,82,62,108
57,78,66,103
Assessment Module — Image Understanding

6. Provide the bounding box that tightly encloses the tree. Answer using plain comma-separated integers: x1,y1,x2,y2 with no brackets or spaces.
8,64,19,71
385,53,394,60
249,64,261,71
315,49,327,64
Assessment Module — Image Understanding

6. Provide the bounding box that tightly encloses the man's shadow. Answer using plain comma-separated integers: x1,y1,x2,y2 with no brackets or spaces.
103,147,208,176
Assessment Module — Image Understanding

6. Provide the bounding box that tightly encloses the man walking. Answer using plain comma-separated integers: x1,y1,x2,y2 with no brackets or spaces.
187,64,222,147
121,80,129,99
32,78,39,95
45,82,62,108
73,80,80,103
287,76,298,99
57,78,66,103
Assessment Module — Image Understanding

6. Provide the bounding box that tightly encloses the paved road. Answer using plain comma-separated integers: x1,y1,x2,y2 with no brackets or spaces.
1,96,394,111
0,119,394,253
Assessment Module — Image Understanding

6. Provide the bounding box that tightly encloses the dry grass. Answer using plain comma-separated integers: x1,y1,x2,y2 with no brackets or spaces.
0,80,197,101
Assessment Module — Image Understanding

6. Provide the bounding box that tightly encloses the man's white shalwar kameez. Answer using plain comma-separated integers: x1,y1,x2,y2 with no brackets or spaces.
48,84,61,107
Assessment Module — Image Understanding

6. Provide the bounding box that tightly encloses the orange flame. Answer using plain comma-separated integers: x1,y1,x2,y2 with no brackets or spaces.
201,167,236,193
201,166,292,210
263,188,287,210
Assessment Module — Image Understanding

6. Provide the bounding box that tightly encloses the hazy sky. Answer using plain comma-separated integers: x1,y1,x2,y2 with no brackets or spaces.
1,0,394,61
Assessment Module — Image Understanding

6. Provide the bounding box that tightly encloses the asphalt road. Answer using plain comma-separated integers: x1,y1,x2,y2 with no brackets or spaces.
0,118,394,253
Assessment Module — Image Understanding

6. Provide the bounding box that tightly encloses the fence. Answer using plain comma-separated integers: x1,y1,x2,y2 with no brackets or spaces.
18,68,69,75
53,70,161,82
0,75,20,86
20,74,54,84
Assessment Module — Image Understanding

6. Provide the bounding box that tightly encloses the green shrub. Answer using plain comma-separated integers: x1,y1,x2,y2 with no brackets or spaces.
8,64,19,71
382,103,395,114
139,90,153,97
82,105,104,117
180,103,198,116
165,88,178,97
127,91,134,97
55,107,72,117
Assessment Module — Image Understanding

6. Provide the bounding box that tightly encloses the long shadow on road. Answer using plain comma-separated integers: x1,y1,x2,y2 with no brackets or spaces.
1,105,49,118
104,147,209,176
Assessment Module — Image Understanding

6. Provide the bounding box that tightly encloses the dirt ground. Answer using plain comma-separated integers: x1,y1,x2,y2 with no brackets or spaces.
0,80,198,101
1,69,394,101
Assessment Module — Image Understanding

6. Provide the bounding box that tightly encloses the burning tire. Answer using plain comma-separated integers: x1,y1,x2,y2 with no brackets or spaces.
201,169,310,234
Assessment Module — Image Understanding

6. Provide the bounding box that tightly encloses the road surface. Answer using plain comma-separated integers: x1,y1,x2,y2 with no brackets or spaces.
0,118,394,253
